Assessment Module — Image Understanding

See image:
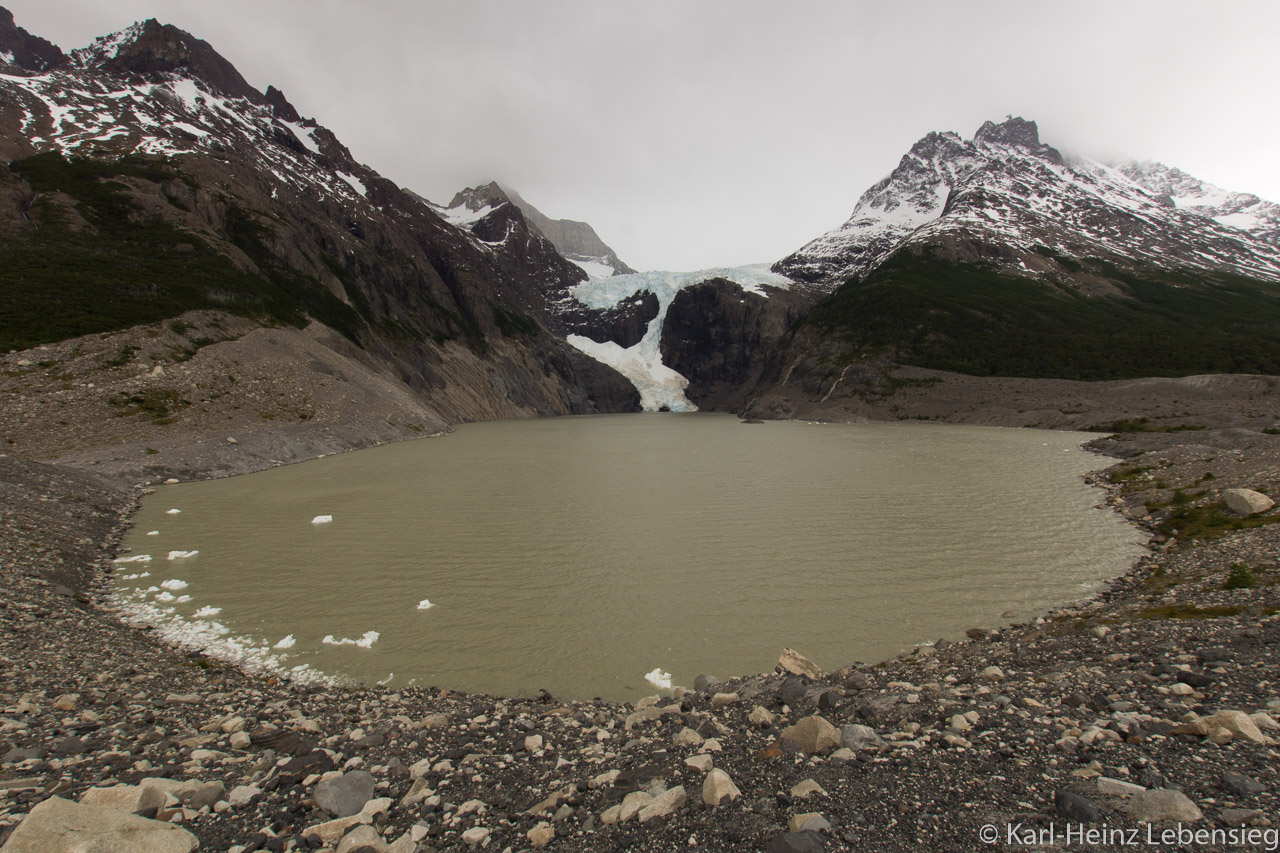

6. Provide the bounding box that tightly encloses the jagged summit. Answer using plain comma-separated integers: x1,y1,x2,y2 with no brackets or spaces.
70,18,263,103
0,6,66,74
972,115,1064,165
774,115,1280,289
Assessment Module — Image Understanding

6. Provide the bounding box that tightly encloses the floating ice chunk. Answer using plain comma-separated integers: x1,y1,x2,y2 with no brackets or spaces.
175,595,191,603
193,605,221,618
417,599,434,610
274,634,296,649
644,667,673,689
376,673,394,686
113,554,152,564
155,591,176,602
312,515,333,524
146,530,159,536
160,579,189,591
168,550,198,560
166,508,181,514
322,630,379,648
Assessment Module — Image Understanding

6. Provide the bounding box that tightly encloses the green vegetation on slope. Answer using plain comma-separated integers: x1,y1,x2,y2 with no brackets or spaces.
803,247,1280,380
0,152,365,350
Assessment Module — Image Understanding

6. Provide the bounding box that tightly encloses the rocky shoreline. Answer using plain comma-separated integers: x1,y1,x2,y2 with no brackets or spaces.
3,386,1280,849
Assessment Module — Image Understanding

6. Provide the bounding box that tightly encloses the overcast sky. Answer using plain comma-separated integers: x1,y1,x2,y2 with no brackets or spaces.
8,1,1280,270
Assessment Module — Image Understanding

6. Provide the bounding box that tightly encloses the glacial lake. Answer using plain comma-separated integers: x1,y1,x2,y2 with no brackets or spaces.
116,414,1144,701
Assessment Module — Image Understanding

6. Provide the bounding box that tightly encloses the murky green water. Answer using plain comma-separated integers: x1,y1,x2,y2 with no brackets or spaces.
117,414,1142,700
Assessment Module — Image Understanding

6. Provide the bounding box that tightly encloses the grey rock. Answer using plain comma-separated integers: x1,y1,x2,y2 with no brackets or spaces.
1223,771,1264,796
315,770,376,818
1221,808,1263,828
188,780,226,811
693,674,721,692
764,831,827,853
1056,790,1103,823
779,676,809,708
840,724,884,752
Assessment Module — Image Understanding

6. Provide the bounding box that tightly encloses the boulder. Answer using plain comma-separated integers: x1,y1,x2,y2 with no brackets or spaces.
315,770,376,818
1097,777,1145,797
2,796,197,852
638,785,686,822
1055,790,1103,823
778,648,822,679
1202,711,1268,744
781,715,841,755
841,724,884,752
1224,488,1275,516
702,769,741,806
617,791,654,823
749,706,776,727
1128,788,1202,822
790,778,827,799
78,784,167,814
336,825,386,853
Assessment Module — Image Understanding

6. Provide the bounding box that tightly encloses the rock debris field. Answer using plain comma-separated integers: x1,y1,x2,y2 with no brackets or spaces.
3,390,1280,849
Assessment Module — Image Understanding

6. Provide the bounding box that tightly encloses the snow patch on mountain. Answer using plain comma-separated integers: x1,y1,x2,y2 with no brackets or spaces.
567,257,617,280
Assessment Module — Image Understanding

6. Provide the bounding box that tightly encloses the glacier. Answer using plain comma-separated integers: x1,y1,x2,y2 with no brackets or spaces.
566,264,791,412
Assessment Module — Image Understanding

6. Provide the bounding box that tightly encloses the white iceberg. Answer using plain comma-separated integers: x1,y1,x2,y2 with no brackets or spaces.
274,634,296,649
146,530,159,536
112,554,151,564
416,599,434,610
321,630,379,649
193,605,221,618
311,515,333,524
644,667,673,689
167,550,198,560
159,579,189,591
166,508,181,515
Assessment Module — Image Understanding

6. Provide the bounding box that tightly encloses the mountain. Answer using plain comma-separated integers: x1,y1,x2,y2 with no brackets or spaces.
774,116,1280,290
0,12,640,422
502,186,635,277
652,117,1280,416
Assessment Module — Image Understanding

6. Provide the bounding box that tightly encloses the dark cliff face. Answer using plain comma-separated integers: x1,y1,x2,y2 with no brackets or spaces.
660,280,813,410
560,289,658,349
0,6,66,73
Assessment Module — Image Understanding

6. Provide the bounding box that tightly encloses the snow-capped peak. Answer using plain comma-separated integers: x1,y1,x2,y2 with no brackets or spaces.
774,116,1280,289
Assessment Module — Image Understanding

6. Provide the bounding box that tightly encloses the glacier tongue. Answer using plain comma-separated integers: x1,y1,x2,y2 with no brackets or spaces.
566,264,790,412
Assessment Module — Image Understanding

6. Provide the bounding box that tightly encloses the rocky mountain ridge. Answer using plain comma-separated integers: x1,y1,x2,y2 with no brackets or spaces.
0,10,642,426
